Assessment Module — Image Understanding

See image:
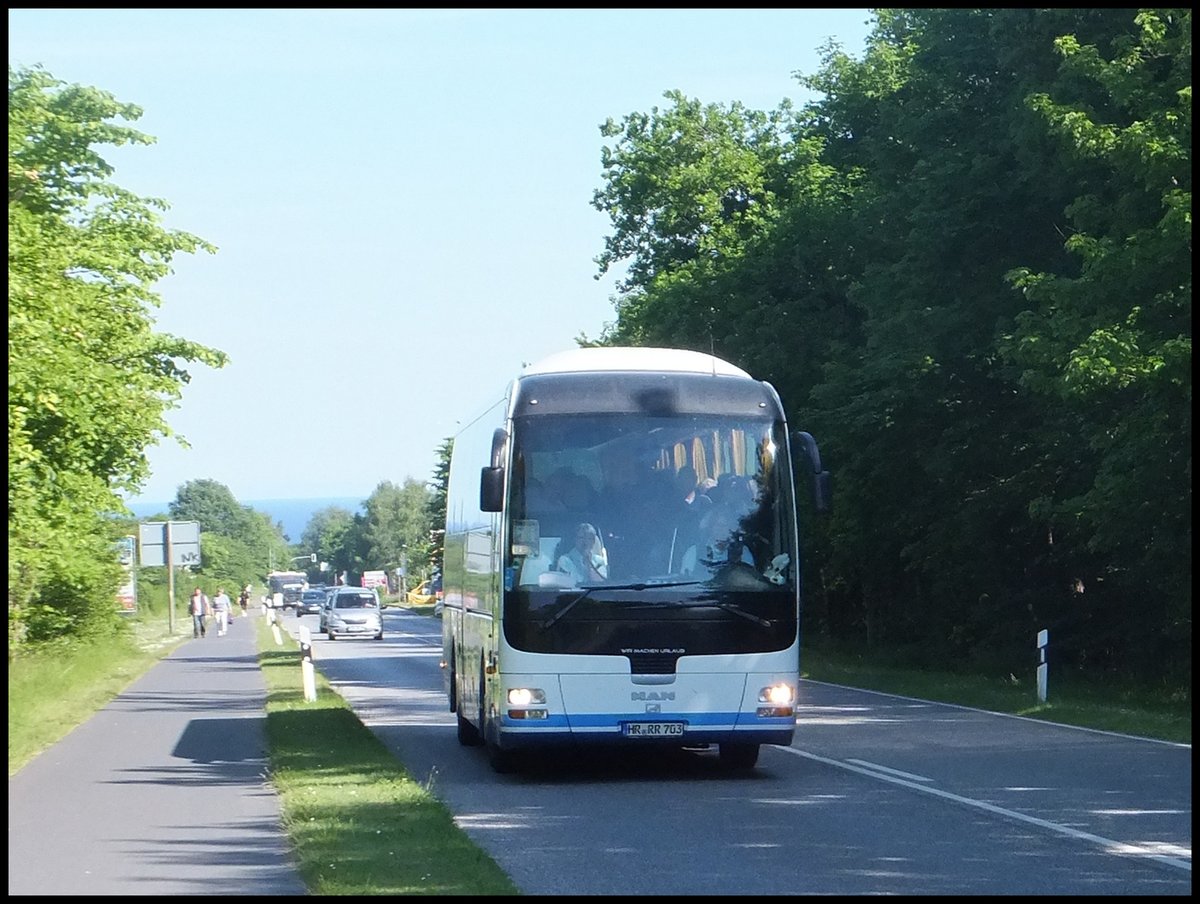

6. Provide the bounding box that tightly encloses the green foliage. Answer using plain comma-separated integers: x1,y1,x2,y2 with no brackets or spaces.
592,89,796,295
170,478,254,536
296,481,436,587
592,9,1190,690
301,505,358,581
260,630,519,895
8,65,226,651
360,479,434,578
425,439,452,578
997,9,1192,678
166,479,290,588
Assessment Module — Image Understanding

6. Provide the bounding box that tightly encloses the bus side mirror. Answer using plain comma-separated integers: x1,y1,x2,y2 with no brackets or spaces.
792,430,832,513
480,426,508,512
812,471,833,513
480,467,504,512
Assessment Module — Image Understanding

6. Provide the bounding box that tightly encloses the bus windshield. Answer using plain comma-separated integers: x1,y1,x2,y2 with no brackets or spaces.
502,411,798,658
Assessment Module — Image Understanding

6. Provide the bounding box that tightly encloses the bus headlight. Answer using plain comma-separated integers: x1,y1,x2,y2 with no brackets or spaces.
757,683,795,718
506,687,548,720
507,687,546,706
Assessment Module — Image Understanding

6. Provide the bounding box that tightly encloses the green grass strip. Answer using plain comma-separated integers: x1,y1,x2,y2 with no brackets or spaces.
255,620,521,895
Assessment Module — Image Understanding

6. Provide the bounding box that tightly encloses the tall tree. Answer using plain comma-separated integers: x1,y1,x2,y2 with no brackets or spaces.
425,438,453,579
167,479,288,586
8,66,226,647
300,506,357,584
360,479,434,582
1000,8,1192,676
170,479,254,538
591,10,1190,686
802,8,1191,676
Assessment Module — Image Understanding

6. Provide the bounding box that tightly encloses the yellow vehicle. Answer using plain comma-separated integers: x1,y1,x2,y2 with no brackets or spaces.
406,579,435,606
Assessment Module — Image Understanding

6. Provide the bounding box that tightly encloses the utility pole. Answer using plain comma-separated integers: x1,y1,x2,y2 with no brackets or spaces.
165,521,175,635
400,544,408,599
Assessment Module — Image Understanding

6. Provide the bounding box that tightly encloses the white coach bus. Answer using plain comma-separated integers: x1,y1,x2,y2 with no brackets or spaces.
440,347,830,772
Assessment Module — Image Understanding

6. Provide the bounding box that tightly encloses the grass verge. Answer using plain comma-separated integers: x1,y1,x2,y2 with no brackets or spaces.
801,643,1191,744
254,618,520,895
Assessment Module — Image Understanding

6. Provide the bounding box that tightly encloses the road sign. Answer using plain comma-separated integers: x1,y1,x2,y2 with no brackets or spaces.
138,521,202,567
116,574,137,613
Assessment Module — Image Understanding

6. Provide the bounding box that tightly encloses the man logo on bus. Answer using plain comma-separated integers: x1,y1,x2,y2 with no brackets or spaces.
631,691,675,701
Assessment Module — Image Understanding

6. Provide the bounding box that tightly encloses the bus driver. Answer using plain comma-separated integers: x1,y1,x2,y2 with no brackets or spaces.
556,522,609,583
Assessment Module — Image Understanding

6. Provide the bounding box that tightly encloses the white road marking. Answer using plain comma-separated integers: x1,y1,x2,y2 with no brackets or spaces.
778,746,1192,873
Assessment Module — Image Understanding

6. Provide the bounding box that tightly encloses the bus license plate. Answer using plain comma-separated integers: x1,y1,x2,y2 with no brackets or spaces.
622,721,685,738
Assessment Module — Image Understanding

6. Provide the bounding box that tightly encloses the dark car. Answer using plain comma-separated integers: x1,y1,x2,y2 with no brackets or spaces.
296,589,326,616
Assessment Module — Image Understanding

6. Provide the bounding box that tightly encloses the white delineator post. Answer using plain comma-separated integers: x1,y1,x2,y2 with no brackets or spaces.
299,625,317,702
1036,628,1049,703
268,606,283,645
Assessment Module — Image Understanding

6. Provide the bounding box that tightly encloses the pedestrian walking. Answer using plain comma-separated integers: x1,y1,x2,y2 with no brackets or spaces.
189,587,211,638
213,588,232,635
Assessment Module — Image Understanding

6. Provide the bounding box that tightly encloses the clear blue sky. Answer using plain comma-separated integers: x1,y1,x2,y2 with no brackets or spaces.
10,8,874,503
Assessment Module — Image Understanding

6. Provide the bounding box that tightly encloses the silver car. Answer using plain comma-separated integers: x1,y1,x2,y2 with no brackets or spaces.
323,587,383,640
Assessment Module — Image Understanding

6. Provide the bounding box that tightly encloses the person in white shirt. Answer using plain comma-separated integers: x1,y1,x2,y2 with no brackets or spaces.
212,589,232,636
556,523,609,583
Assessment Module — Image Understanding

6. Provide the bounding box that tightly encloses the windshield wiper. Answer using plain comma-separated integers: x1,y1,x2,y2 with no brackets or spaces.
540,586,598,629
539,580,707,629
663,599,773,628
601,579,707,591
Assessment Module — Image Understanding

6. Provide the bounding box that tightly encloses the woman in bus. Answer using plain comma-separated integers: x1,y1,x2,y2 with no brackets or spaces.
555,522,609,583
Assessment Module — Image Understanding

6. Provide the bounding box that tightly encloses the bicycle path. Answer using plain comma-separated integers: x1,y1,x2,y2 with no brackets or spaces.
8,613,308,896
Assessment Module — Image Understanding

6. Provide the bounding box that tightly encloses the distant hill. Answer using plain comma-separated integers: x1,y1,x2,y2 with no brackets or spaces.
124,496,365,543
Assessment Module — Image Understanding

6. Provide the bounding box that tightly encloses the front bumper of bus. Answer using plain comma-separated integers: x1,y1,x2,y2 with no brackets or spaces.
492,670,797,749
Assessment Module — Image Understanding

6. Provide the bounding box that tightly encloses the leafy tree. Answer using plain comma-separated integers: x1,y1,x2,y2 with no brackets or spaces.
800,8,1190,677
192,533,259,592
426,438,453,579
1000,8,1192,678
300,505,357,584
166,479,288,588
591,90,800,353
590,10,1190,689
360,479,434,584
593,90,796,293
170,479,254,537
8,66,226,649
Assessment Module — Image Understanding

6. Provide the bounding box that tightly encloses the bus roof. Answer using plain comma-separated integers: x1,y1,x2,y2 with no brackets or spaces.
521,347,751,379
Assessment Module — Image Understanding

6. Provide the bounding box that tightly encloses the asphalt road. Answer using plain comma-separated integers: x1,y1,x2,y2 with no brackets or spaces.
8,607,1192,896
296,607,1193,896
8,614,307,897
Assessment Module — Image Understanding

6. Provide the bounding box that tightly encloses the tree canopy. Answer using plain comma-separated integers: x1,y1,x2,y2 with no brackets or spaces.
590,8,1191,687
8,65,226,648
